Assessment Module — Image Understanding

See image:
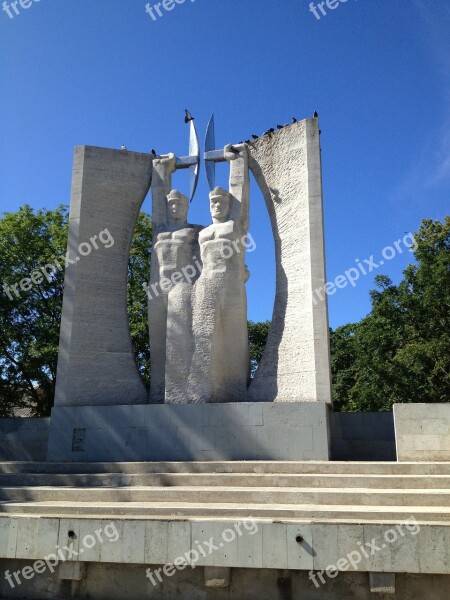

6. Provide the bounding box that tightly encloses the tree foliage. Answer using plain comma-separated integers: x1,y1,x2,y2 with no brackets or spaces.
0,206,67,417
127,212,152,389
248,320,271,377
331,217,450,411
0,205,152,417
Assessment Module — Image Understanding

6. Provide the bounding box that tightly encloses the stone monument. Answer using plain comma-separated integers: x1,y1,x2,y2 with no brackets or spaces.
47,115,333,461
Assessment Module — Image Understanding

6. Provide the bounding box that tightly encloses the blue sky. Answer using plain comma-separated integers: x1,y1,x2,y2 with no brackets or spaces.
1,0,449,327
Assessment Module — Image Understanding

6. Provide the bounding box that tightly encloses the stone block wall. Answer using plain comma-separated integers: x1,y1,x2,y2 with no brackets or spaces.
331,412,396,461
0,418,50,461
0,411,401,463
394,403,450,461
47,403,331,462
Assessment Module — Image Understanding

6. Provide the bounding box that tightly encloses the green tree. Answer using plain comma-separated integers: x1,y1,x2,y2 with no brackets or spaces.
248,320,270,377
329,323,359,412
127,212,152,388
0,206,67,417
0,205,152,417
331,217,450,411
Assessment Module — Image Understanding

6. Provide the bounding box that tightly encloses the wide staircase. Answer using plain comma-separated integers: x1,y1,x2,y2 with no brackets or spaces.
0,460,449,522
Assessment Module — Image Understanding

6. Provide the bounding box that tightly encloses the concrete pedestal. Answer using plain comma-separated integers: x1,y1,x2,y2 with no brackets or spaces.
394,403,450,461
47,402,330,462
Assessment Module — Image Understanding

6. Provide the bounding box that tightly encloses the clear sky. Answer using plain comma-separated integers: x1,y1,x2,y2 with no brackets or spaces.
1,0,449,328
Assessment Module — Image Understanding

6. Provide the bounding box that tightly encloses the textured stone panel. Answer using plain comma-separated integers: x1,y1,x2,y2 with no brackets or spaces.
247,119,331,403
54,146,152,407
47,402,330,461
394,403,450,461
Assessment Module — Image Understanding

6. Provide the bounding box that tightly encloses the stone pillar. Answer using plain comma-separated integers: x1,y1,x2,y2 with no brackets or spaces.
248,119,332,404
54,146,152,407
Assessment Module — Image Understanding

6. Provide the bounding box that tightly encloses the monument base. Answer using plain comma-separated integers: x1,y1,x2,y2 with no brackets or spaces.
47,402,331,462
394,402,450,461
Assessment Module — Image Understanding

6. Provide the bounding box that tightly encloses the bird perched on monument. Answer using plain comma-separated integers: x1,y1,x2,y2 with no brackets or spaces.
313,111,319,118
151,149,157,156
184,109,194,123
121,145,127,151
292,117,298,124
277,124,285,130
252,134,259,140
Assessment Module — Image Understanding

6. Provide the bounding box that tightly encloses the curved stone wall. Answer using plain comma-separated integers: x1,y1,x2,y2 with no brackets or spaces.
248,119,332,404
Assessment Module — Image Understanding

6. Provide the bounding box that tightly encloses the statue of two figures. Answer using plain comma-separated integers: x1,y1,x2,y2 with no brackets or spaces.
148,144,251,404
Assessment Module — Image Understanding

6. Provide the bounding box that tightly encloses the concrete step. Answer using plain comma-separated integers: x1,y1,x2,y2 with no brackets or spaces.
0,461,449,475
0,472,449,489
1,501,449,522
0,486,448,506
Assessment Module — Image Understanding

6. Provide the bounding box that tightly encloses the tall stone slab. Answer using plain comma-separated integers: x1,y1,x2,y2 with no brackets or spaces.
54,146,152,407
248,119,332,404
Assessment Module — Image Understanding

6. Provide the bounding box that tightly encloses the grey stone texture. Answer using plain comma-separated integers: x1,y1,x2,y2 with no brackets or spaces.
2,445,448,600
394,403,450,461
369,572,396,593
54,146,152,407
59,561,86,581
331,412,396,461
0,418,49,461
0,412,398,463
47,402,330,461
0,561,448,600
148,154,203,404
1,519,449,574
1,460,449,513
248,119,332,404
204,567,231,588
188,145,250,403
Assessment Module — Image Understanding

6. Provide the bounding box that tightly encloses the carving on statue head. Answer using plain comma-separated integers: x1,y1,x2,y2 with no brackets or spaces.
209,186,232,224
166,189,189,226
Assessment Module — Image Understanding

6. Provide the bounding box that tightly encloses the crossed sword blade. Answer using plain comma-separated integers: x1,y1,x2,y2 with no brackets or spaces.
167,114,228,202
204,113,229,191
175,120,201,203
